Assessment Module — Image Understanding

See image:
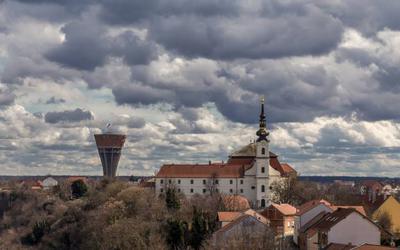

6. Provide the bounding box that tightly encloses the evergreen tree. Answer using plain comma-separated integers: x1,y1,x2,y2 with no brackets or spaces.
165,188,180,210
71,179,88,198
189,207,207,250
165,218,188,250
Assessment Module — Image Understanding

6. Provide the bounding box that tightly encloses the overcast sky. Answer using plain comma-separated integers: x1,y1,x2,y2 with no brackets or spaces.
1,0,400,176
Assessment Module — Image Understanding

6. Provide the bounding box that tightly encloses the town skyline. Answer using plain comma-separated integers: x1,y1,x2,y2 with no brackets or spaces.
1,1,400,177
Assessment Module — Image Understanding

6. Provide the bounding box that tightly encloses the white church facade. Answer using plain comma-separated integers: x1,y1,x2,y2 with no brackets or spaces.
155,98,296,208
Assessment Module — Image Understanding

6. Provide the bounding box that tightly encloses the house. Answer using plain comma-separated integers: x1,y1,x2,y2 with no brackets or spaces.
303,208,381,250
42,176,58,190
155,98,296,208
294,199,333,245
261,203,297,236
372,196,400,235
213,212,269,248
217,209,268,228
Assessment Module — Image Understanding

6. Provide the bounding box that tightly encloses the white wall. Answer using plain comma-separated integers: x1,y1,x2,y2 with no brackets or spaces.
301,204,332,227
328,212,380,246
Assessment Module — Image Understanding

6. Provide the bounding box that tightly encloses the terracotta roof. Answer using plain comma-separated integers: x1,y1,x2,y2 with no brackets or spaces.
156,163,249,178
281,163,296,175
226,157,254,165
325,243,355,250
217,212,242,222
271,203,297,216
296,199,332,216
351,244,396,250
331,205,366,216
215,213,268,236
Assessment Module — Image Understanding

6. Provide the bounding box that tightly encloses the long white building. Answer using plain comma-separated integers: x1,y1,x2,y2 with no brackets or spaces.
155,98,296,208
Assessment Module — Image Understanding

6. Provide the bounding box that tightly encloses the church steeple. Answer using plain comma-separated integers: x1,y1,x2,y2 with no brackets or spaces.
256,96,269,142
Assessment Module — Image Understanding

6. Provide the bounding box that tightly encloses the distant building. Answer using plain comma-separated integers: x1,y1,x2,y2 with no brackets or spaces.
261,203,297,236
42,176,58,190
217,209,268,228
155,98,296,208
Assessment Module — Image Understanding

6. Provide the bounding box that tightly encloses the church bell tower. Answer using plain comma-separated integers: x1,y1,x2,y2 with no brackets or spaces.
255,96,270,208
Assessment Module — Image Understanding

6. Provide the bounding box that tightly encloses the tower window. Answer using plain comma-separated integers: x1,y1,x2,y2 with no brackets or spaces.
261,185,265,192
261,148,265,155
261,167,265,173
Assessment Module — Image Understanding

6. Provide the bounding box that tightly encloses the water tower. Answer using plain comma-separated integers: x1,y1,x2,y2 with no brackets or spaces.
94,129,126,178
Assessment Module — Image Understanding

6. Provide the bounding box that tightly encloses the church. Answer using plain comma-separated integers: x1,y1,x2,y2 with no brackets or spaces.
155,98,296,208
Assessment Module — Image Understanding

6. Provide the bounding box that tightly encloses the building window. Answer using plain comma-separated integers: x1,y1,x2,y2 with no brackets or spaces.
261,185,265,192
261,167,265,173
203,179,206,184
240,179,243,184
160,188,163,193
262,148,265,155
240,189,243,193
261,199,266,207
251,186,255,190
190,179,194,184
230,189,233,193
178,179,181,184
230,180,233,184
215,180,219,184
203,189,206,193
168,179,172,184
178,189,181,192
190,189,194,193
160,180,163,184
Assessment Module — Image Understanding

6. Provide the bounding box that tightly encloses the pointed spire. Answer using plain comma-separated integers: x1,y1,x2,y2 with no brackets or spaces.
256,95,269,142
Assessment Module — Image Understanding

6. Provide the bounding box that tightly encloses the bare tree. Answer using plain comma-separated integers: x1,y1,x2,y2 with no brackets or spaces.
205,172,219,196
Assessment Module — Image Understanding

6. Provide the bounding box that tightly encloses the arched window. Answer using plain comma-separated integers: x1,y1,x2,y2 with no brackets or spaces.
261,185,265,192
261,147,265,155
261,199,266,208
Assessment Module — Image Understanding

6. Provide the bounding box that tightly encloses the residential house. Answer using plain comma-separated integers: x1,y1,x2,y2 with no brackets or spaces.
372,196,400,235
42,176,58,190
303,208,381,250
213,212,270,248
217,209,268,228
261,203,297,236
294,199,333,245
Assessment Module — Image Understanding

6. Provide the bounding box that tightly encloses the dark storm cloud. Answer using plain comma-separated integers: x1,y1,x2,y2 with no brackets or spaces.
46,20,158,71
44,108,94,123
149,4,343,60
126,117,146,128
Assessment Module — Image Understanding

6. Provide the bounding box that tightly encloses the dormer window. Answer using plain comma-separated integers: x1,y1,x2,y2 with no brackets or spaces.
261,148,265,155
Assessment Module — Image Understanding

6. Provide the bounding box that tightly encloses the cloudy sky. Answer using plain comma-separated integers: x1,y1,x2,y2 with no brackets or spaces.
1,0,400,177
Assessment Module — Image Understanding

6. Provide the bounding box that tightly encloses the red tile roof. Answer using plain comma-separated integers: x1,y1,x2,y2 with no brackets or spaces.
217,212,242,222
296,199,332,216
156,163,248,178
271,203,297,216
